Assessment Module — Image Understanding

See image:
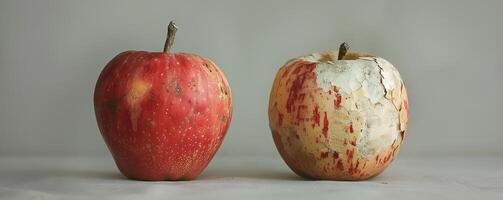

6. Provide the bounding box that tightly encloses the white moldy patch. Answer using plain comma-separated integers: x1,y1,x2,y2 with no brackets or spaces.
375,58,402,94
309,54,403,159
354,96,399,158
314,57,386,104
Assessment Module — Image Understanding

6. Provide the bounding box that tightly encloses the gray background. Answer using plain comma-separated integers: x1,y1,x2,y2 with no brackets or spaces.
0,0,502,157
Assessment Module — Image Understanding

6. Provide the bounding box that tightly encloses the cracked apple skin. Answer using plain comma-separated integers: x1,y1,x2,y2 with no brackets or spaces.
94,51,232,181
269,51,408,180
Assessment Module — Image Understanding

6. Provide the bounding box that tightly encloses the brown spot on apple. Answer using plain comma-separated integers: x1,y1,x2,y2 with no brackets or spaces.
174,82,182,96
219,115,227,122
203,63,212,72
106,99,118,113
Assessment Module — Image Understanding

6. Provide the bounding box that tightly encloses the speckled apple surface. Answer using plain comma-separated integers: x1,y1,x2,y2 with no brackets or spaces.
94,51,232,180
269,51,408,180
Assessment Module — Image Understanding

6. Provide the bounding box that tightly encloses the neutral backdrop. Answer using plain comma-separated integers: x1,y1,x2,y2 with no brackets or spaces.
0,0,502,158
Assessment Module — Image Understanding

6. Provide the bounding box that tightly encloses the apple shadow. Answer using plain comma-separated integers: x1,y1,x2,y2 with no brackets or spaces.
1,167,402,183
2,168,125,182
199,168,302,181
45,169,125,180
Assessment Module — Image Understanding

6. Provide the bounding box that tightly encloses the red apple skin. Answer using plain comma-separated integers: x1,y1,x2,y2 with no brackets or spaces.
94,51,232,181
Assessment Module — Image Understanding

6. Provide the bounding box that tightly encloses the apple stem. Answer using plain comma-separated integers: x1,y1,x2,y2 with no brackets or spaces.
338,42,349,60
163,21,178,53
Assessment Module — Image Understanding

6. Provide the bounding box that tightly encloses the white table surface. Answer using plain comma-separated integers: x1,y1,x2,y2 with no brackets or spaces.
0,155,502,199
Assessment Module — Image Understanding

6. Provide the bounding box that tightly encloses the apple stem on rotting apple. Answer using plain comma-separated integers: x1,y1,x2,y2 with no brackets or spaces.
338,42,349,60
163,21,178,53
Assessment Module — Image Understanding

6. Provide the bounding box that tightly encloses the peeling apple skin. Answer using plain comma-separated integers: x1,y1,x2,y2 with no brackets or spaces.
94,51,232,181
269,51,408,180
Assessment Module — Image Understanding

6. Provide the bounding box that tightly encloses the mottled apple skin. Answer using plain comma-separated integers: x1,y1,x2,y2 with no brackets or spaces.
94,51,232,181
269,51,408,180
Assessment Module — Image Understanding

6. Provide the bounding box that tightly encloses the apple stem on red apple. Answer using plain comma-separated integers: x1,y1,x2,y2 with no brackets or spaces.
163,21,178,53
338,42,349,60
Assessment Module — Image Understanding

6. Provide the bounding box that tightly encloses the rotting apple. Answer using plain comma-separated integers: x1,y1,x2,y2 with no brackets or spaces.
269,43,408,180
94,21,232,181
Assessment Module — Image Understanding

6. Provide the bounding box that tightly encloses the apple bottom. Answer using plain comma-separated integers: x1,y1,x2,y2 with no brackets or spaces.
273,129,401,180
106,143,219,181
114,159,208,181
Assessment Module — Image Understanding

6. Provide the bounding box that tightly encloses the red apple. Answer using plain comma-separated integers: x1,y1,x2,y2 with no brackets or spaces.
94,21,232,181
